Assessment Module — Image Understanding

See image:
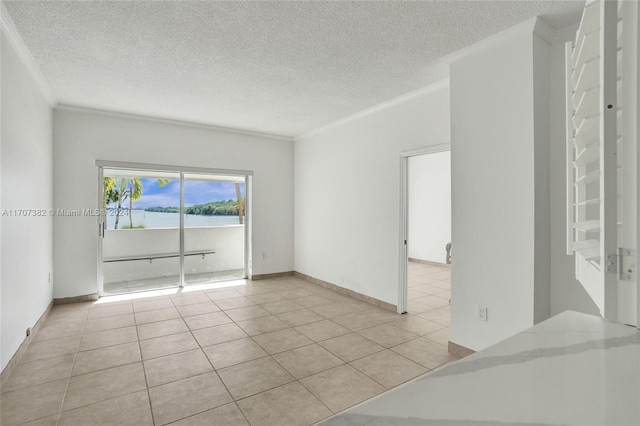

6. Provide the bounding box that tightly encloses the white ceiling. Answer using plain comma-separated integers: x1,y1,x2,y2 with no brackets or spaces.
3,1,584,138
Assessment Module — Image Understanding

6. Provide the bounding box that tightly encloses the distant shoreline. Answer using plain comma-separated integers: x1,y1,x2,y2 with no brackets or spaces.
106,207,244,217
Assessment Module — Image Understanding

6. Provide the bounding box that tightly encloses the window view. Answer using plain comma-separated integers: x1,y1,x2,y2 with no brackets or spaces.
104,175,178,229
101,168,246,295
103,177,245,229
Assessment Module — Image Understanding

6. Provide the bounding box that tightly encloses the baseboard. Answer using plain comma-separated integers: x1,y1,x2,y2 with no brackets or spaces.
408,258,450,268
448,340,475,358
1,272,397,385
54,293,99,304
1,300,54,387
250,271,294,281
294,271,397,313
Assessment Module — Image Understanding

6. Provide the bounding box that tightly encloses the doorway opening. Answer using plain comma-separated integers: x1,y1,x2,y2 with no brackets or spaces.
399,145,451,329
97,161,252,296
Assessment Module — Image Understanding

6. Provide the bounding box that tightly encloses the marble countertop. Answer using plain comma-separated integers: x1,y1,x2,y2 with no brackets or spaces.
320,311,640,425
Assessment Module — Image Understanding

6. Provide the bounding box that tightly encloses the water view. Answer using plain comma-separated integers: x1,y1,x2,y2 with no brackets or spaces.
105,210,242,229
103,174,246,230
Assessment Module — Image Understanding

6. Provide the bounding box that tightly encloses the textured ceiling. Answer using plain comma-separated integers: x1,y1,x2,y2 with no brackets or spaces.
3,1,584,137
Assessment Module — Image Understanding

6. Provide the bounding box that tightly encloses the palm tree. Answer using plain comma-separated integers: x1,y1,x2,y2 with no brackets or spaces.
104,177,170,229
103,177,119,210
127,178,144,229
114,178,143,229
234,182,245,224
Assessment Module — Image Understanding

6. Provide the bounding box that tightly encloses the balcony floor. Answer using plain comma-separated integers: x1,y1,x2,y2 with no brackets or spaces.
104,269,245,295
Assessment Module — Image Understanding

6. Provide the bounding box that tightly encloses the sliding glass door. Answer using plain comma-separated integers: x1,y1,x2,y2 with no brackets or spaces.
183,173,246,286
101,168,181,294
98,162,250,296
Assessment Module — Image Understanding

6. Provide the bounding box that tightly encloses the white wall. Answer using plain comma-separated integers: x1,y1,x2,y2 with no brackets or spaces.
532,34,551,324
1,34,53,371
408,152,451,264
450,23,551,351
103,226,244,283
294,85,450,306
53,108,294,298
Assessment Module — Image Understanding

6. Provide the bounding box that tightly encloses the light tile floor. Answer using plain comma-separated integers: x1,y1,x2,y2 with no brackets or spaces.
1,263,453,426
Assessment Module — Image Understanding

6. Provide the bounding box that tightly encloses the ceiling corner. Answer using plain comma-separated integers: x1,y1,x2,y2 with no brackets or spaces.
1,2,57,107
553,22,580,44
533,17,556,44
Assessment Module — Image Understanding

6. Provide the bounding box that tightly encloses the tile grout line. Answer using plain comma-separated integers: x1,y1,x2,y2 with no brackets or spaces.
346,361,395,391
134,301,158,426
121,301,162,425
385,343,440,372
241,321,419,416
45,304,150,414
10,275,450,426
60,287,443,404
54,306,90,426
406,272,453,368
171,289,253,425
294,370,376,416
295,377,337,415
190,283,339,423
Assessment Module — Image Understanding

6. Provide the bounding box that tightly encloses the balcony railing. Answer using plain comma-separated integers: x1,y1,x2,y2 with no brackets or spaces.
102,225,244,293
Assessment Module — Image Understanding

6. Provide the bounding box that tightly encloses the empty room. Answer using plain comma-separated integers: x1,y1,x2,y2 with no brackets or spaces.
1,1,639,425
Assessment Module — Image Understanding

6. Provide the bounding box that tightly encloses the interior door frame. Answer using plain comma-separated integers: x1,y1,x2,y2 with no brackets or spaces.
96,160,253,296
398,143,451,314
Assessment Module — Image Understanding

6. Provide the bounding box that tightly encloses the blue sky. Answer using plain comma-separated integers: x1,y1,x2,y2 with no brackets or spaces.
129,179,245,209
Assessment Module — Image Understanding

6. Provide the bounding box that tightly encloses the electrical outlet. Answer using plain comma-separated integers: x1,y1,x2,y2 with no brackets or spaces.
261,252,267,261
48,272,51,283
478,306,488,322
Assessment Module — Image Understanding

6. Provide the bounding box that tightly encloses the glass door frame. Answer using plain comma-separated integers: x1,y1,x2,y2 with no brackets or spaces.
96,160,253,296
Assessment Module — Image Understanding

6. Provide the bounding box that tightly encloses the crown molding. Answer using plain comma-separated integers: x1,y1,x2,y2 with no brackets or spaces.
296,12,582,142
296,79,450,141
1,2,57,106
441,17,538,65
536,18,579,45
443,14,579,64
553,22,579,44
533,17,555,44
55,104,294,142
